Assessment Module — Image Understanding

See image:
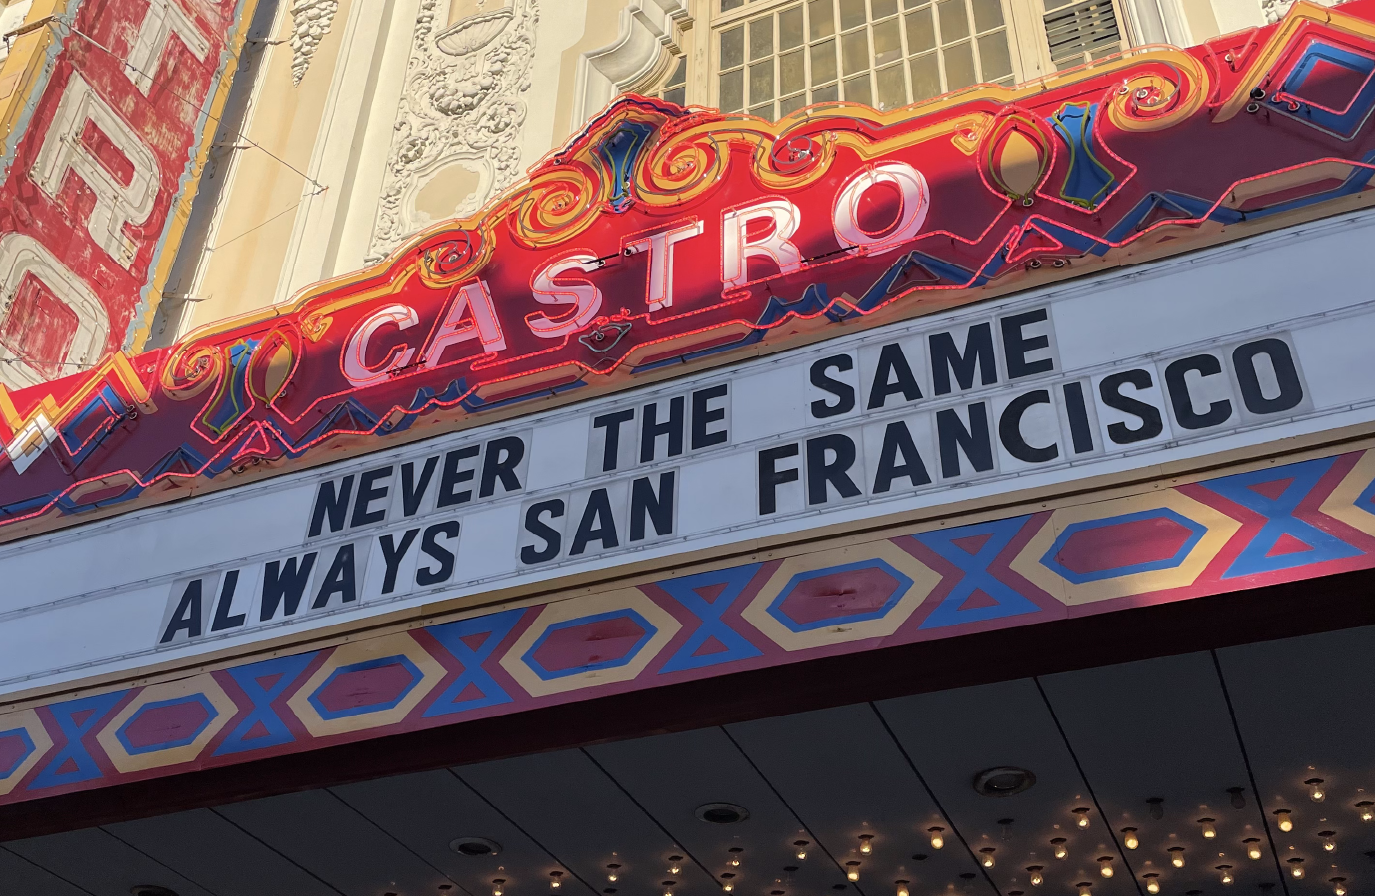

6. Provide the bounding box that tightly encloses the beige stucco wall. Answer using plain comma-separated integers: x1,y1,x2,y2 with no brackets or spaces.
179,0,357,330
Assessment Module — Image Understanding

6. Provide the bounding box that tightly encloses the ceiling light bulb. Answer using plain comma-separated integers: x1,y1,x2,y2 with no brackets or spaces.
550,873,563,890
1218,864,1234,885
728,849,742,867
1051,838,1068,860
1169,847,1185,868
1307,778,1326,803
980,848,995,869
1320,831,1337,852
1332,877,1348,895
493,879,506,896
1289,858,1305,879
795,841,809,860
669,861,682,875
1121,828,1139,850
1244,838,1262,860
928,827,945,850
1076,883,1092,896
721,873,735,892
723,885,733,893
846,862,860,882
1358,801,1375,823
895,880,909,896
1199,817,1217,839
1143,874,1160,895
1274,809,1294,832
1097,857,1113,879
1027,866,1044,887
859,835,873,855
663,883,675,896
1073,808,1091,829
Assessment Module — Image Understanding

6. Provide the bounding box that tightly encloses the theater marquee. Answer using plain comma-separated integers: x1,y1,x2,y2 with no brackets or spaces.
4,204,1375,695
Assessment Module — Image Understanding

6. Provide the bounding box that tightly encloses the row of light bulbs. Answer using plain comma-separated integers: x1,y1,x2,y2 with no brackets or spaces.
529,790,1368,896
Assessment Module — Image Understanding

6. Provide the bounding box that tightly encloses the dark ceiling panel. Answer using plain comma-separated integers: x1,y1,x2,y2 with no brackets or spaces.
878,679,1133,896
216,788,456,896
332,768,572,896
103,807,341,896
1219,625,1375,894
456,748,716,896
3,827,217,896
1040,652,1281,894
0,845,91,896
727,703,990,896
587,726,838,896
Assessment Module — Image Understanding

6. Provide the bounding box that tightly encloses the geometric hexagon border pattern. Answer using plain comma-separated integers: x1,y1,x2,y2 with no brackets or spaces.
3,446,1375,806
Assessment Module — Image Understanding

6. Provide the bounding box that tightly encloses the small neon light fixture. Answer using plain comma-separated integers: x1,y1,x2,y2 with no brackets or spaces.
928,827,945,850
1120,827,1139,850
1026,866,1044,887
979,848,996,868
1331,876,1349,895
720,873,735,892
1358,800,1375,823
846,862,861,882
859,834,874,855
1097,857,1113,879
1051,838,1068,860
794,841,809,860
1142,873,1161,895
894,880,910,896
1198,817,1217,839
668,857,682,875
1307,778,1327,803
1289,858,1306,879
493,879,506,896
1168,846,1186,868
1073,807,1092,829
1244,838,1263,860
1274,808,1294,832
728,848,743,867
549,872,563,890
1320,831,1337,852
1076,882,1093,896
606,865,620,883
662,881,676,896
1217,864,1234,885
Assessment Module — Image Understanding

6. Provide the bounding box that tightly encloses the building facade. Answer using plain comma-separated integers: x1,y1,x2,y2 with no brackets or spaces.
2,1,1375,895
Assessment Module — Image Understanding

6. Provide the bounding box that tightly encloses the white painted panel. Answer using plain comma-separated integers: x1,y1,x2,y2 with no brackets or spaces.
5,210,1375,696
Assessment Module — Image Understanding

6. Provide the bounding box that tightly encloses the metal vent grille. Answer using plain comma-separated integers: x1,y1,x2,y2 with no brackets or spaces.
1043,0,1121,70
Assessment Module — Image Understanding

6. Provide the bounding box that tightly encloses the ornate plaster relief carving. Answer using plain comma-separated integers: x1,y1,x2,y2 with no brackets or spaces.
571,0,690,130
1261,0,1338,22
368,0,538,262
290,0,339,85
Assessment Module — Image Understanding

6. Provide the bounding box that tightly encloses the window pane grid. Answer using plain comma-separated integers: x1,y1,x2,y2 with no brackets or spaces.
718,0,1015,121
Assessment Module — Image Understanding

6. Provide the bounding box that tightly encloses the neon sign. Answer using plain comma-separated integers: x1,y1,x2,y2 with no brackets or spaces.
2,0,1375,541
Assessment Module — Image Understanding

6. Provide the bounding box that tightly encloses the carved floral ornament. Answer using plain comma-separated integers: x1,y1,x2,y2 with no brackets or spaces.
288,0,338,85
3,0,1375,541
369,0,537,258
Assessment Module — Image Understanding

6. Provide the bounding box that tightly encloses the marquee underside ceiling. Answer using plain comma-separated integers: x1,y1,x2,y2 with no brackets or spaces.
2,625,1371,896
